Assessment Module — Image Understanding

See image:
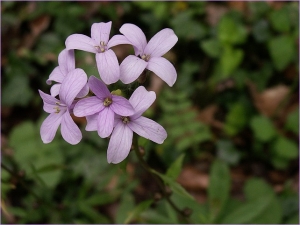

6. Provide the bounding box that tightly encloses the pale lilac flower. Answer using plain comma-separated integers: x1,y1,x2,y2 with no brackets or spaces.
65,21,132,85
73,76,135,138
106,86,167,164
47,49,89,98
39,69,88,145
119,24,178,87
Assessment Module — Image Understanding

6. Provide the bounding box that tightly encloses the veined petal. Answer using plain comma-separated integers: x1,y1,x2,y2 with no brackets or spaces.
147,57,177,87
91,21,112,44
61,111,82,145
76,83,89,98
88,76,111,100
58,49,75,74
97,107,114,138
65,34,97,53
39,90,59,105
86,113,98,131
128,116,167,144
119,23,147,56
47,67,65,84
40,111,64,143
107,121,133,164
73,96,104,117
95,50,120,84
111,95,135,116
144,28,178,57
129,86,156,118
43,102,57,114
50,83,61,97
59,68,88,106
107,34,133,48
120,55,147,84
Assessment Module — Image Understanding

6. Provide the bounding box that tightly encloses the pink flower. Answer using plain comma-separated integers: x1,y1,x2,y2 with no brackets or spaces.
106,86,167,164
39,69,87,145
65,21,131,85
119,24,178,86
73,76,135,138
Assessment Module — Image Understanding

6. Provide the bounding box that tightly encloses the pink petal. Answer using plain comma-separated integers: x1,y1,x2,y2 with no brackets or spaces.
107,34,133,49
40,111,64,144
50,83,61,97
144,28,178,57
61,111,82,145
128,116,167,144
88,76,111,100
58,49,75,75
73,96,104,117
43,102,57,114
86,113,98,131
65,34,97,53
119,23,147,56
95,50,120,84
91,21,112,44
129,86,156,118
120,55,148,84
97,107,115,138
59,68,88,106
76,83,89,98
39,90,59,105
147,57,177,87
107,121,133,164
110,95,135,116
46,66,65,84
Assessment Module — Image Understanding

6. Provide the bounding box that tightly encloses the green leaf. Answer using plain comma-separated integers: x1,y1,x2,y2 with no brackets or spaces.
269,7,291,32
166,154,185,180
268,35,295,71
216,140,242,165
252,19,271,42
273,136,298,159
220,45,244,77
116,193,135,224
201,39,221,58
78,203,110,223
250,115,277,142
208,159,230,222
224,103,248,136
285,108,299,134
124,200,153,224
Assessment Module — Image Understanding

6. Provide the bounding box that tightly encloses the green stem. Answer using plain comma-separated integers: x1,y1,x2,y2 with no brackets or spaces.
133,135,192,223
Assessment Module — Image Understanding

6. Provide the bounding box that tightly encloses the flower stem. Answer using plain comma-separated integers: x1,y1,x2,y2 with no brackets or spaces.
132,135,192,223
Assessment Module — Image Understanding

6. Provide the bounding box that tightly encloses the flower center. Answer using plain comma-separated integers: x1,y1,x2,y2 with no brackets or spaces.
121,116,130,124
95,41,107,53
141,54,150,62
53,102,66,113
103,97,112,107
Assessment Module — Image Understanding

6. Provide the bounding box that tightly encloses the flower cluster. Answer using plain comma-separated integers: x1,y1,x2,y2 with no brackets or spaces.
39,21,178,164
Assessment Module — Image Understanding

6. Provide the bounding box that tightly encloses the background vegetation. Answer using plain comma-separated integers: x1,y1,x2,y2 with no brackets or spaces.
1,1,299,224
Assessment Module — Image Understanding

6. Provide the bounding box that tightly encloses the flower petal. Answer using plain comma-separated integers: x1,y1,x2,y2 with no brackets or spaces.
76,83,89,98
144,28,178,57
58,49,75,75
129,86,156,118
50,83,61,97
88,76,111,100
95,50,120,84
107,34,133,49
39,90,59,105
119,23,147,56
111,95,135,116
97,107,115,138
61,111,82,145
59,68,88,106
120,55,147,84
40,111,63,144
128,116,167,144
147,57,177,87
107,121,133,164
46,67,65,84
73,96,104,117
91,21,112,44
86,113,98,131
65,34,97,53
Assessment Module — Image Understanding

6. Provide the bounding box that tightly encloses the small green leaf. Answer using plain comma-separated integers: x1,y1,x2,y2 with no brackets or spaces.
269,7,291,32
166,154,185,180
224,103,248,136
216,140,242,165
250,115,277,142
252,19,271,42
124,200,153,224
285,108,299,134
220,46,244,77
201,39,221,58
273,136,298,159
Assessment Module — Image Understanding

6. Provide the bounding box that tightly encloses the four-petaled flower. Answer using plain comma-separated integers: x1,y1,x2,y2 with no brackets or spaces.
46,49,89,98
106,86,167,164
39,69,87,145
65,21,132,85
73,76,135,138
119,24,178,87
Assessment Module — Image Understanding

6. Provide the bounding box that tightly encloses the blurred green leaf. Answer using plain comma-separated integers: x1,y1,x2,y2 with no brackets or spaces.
166,154,185,180
248,2,270,20
220,45,244,77
216,140,242,165
116,193,135,224
124,200,153,224
269,7,291,32
268,35,295,71
224,103,248,136
78,203,110,223
250,115,277,142
273,136,298,159
252,19,271,42
285,108,299,134
201,39,221,58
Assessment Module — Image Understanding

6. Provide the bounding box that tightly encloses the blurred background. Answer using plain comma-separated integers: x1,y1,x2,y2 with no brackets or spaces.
1,1,299,224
